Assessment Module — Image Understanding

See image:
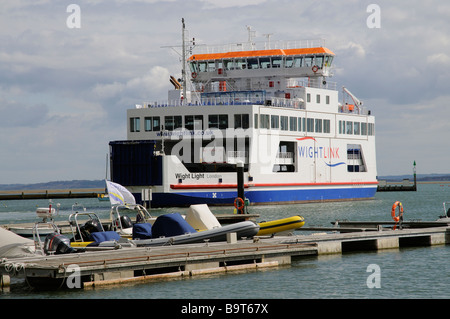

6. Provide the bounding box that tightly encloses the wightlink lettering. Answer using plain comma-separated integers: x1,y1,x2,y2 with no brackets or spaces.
175,173,205,180
298,146,340,159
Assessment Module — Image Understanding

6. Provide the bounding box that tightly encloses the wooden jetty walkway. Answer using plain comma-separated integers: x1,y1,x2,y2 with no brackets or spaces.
1,223,448,290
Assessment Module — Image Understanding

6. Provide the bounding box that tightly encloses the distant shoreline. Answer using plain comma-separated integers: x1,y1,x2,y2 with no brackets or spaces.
0,176,449,192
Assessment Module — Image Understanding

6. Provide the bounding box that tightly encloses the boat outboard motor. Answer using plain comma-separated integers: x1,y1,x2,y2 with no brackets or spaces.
120,215,133,229
84,219,103,233
75,219,103,241
44,233,74,255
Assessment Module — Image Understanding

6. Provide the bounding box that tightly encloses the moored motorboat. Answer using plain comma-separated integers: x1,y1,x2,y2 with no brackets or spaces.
131,213,259,247
9,203,60,238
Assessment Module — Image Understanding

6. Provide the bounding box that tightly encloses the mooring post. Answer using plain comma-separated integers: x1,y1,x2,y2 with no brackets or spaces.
236,161,246,214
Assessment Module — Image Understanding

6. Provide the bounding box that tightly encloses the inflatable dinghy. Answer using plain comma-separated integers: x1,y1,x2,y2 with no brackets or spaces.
0,226,36,258
131,213,259,247
257,215,305,236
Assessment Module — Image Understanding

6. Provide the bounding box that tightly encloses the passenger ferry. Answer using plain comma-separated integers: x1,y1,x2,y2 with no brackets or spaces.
109,22,378,207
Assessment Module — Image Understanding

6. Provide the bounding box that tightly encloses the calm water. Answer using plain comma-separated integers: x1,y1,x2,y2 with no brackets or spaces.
1,183,449,299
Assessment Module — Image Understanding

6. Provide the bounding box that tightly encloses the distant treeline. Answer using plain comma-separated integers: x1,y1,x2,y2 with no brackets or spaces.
378,174,450,182
1,174,449,191
0,180,106,191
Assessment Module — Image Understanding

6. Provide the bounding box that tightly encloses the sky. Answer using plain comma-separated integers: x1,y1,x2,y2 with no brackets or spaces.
1,0,450,184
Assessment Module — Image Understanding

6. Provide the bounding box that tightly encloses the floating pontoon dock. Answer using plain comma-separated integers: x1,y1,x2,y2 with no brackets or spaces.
0,188,106,201
1,224,449,290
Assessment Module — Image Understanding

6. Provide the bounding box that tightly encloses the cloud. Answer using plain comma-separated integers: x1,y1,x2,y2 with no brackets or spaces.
0,99,50,128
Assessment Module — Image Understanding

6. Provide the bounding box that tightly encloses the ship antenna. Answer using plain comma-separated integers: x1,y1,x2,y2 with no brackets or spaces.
181,18,187,105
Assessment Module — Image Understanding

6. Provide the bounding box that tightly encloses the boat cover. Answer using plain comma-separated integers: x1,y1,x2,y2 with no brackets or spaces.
151,213,197,238
132,223,152,239
185,204,221,231
90,231,121,243
0,226,36,258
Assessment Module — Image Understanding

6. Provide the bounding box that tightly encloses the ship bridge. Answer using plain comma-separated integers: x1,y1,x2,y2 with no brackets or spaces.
188,43,334,94
189,47,334,79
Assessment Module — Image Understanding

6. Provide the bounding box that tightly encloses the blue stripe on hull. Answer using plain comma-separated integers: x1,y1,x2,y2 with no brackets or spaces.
136,187,377,207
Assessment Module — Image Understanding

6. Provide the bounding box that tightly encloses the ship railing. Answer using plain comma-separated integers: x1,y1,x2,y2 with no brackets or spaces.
287,79,337,91
339,104,371,116
268,97,305,109
193,39,326,55
141,97,306,109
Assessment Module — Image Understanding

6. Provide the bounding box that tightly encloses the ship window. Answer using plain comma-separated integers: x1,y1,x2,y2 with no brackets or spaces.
354,122,360,135
315,55,324,68
185,115,203,131
144,116,160,132
285,57,294,68
361,122,368,135
223,59,233,70
272,57,282,68
368,123,375,136
299,117,306,132
289,117,297,131
280,116,289,131
323,119,331,133
234,114,249,129
198,62,207,72
347,144,366,172
271,115,279,129
346,121,353,135
254,114,258,129
326,95,330,104
260,114,270,129
247,58,259,69
293,57,303,68
209,114,228,129
236,59,246,69
306,118,314,132
307,93,311,103
315,119,322,133
316,94,320,103
130,117,140,132
207,61,216,72
324,56,334,67
189,62,199,73
259,57,271,69
304,56,313,67
165,116,182,131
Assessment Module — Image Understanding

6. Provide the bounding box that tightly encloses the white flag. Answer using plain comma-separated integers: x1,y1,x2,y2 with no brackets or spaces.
105,180,136,205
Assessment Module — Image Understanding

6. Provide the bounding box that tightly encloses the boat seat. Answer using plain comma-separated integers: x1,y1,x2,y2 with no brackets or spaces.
90,231,121,243
132,223,152,240
152,213,196,238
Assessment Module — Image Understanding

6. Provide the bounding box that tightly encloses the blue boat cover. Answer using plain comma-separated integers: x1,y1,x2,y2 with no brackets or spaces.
90,231,121,243
152,213,196,238
132,223,152,239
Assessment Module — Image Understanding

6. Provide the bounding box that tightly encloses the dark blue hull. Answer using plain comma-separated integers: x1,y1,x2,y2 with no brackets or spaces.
136,186,378,207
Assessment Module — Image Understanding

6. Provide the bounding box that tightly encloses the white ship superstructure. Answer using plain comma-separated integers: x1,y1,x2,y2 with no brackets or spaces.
109,23,378,207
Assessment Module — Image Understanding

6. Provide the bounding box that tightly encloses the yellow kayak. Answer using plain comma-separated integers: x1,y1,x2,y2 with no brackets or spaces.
257,215,305,236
